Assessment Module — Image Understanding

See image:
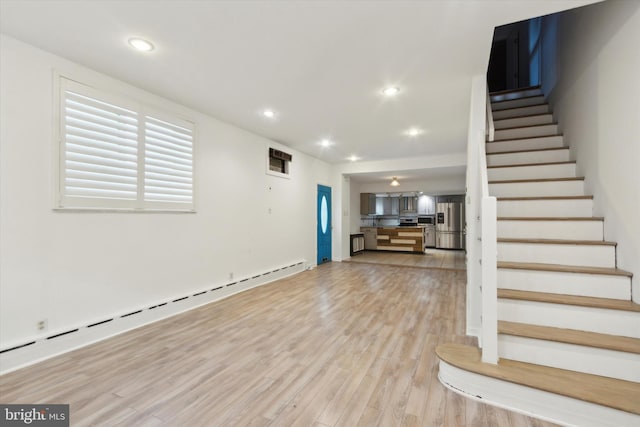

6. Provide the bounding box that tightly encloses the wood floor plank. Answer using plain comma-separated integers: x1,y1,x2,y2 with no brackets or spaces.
0,262,555,426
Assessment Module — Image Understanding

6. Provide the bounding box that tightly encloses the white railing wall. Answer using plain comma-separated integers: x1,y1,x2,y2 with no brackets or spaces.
465,75,498,364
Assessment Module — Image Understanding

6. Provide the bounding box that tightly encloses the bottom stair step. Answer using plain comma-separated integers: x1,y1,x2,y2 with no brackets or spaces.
436,343,640,415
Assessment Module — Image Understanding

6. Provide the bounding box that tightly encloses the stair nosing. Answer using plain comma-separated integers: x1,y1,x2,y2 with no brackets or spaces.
493,123,559,131
498,237,615,246
497,195,593,201
486,147,569,156
489,177,584,184
487,161,575,169
498,321,640,354
491,134,563,142
497,261,632,277
436,343,640,415
497,289,640,312
497,216,603,221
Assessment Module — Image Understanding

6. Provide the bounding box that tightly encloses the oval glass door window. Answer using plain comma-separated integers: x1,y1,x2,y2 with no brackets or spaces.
320,195,328,234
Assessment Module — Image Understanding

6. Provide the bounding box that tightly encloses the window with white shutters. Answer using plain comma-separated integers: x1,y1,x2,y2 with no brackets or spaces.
58,78,194,211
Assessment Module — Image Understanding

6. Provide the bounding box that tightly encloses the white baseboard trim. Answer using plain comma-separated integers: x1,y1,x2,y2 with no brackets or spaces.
438,360,640,427
0,260,306,375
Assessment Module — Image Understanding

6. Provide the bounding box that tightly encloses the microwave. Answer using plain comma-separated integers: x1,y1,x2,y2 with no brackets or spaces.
417,216,435,225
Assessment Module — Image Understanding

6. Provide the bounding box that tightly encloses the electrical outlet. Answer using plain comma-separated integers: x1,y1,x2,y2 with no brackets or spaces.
37,319,48,332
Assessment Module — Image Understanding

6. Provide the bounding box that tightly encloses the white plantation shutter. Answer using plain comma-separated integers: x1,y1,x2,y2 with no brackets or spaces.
144,115,193,207
58,78,194,211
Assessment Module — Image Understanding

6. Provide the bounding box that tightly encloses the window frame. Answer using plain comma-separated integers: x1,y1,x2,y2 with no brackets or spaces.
55,75,196,212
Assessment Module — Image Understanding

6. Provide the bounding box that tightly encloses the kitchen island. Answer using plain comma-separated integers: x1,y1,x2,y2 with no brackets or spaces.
370,226,426,253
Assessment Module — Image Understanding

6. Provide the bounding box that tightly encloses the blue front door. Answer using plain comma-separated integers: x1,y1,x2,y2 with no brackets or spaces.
317,184,332,265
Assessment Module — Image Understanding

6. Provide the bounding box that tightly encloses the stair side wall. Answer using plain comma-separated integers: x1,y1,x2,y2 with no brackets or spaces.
540,1,640,300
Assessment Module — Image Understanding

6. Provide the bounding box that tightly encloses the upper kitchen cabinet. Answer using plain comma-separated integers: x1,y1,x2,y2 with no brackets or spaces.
417,195,435,215
376,194,400,216
360,193,376,215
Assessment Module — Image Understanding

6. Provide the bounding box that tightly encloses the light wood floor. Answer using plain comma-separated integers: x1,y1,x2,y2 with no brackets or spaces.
347,249,467,271
0,262,555,426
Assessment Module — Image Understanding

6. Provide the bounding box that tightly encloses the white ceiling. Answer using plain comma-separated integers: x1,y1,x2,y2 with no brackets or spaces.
0,0,598,166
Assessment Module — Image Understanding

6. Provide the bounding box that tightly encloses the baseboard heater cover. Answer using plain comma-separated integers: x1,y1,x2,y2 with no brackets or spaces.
0,260,306,374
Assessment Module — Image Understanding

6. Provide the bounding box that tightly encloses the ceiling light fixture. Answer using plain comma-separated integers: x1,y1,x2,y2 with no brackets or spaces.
263,109,275,118
390,177,400,187
382,86,400,97
320,139,333,147
405,128,422,137
128,38,154,52
348,155,359,162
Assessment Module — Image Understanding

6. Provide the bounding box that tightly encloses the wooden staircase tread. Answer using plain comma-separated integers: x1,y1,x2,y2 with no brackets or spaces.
497,195,593,201
497,261,632,277
493,123,559,131
489,177,584,184
497,216,604,221
486,147,569,156
492,134,562,142
498,289,640,312
489,85,542,96
436,343,640,414
487,161,576,169
498,237,615,246
491,94,545,104
498,321,640,354
493,113,552,122
492,107,552,120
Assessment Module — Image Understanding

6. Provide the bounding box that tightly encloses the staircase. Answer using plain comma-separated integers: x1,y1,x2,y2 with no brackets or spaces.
437,86,640,426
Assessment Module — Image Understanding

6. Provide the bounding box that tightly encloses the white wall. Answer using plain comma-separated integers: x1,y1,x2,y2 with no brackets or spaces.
0,35,332,349
541,0,640,299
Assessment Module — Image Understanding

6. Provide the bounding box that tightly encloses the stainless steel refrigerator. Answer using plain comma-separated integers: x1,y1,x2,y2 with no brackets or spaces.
436,202,465,249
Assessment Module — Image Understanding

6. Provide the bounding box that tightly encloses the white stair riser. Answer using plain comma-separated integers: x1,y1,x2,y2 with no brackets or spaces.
486,136,564,153
497,242,616,268
490,88,543,103
498,268,631,300
486,149,570,166
494,124,558,141
497,199,593,217
494,114,554,130
498,335,640,383
498,299,640,338
492,96,546,111
497,220,602,240
490,180,584,198
492,104,550,120
488,163,576,181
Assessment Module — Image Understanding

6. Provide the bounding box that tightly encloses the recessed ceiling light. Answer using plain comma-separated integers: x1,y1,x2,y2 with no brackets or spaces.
405,128,423,137
320,139,333,147
128,38,154,52
382,86,400,97
263,109,275,118
348,155,359,162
